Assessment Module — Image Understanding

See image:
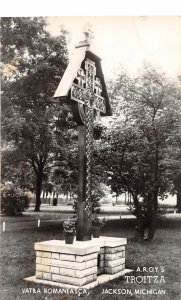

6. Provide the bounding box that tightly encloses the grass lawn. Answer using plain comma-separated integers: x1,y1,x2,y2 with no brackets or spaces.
0,214,181,300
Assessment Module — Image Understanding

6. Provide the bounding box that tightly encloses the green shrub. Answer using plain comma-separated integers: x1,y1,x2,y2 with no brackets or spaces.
1,186,30,216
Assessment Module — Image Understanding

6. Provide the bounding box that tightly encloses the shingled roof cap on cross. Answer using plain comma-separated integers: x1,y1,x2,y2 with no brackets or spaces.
53,39,112,116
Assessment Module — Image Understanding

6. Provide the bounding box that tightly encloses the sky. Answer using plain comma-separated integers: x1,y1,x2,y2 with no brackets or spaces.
1,1,181,80
46,16,181,80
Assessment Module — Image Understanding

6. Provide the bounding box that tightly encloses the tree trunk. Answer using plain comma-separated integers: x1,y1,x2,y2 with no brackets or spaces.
137,203,144,241
175,174,181,213
147,138,159,240
56,193,59,204
147,212,156,240
128,192,131,204
125,192,127,204
132,194,144,241
31,157,46,212
147,190,158,240
177,190,181,213
34,168,44,212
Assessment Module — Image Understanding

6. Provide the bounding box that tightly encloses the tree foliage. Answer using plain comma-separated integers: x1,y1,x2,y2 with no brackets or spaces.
100,65,181,240
1,17,77,211
1,184,30,216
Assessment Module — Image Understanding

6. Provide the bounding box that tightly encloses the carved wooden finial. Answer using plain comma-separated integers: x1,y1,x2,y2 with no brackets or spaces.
83,23,94,44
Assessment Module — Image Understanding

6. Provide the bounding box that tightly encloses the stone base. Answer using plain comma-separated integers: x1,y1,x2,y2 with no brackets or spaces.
25,269,132,289
32,237,128,287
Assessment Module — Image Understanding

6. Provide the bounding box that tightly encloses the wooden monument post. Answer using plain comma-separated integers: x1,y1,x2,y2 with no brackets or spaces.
54,28,111,241
29,27,129,290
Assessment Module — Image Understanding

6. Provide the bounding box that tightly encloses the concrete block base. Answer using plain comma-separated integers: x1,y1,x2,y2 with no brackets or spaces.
30,236,130,287
25,269,132,289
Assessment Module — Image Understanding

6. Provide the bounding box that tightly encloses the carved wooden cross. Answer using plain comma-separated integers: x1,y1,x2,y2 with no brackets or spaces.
71,59,106,240
71,61,106,115
54,28,111,241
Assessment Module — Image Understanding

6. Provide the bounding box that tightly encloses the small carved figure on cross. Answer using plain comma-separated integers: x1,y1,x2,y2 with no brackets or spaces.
77,68,85,87
95,78,102,96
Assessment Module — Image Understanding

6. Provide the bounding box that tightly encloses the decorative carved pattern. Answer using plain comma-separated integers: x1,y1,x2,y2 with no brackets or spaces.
71,58,107,217
71,85,85,103
94,95,106,113
71,82,106,113
85,60,95,91
84,88,94,216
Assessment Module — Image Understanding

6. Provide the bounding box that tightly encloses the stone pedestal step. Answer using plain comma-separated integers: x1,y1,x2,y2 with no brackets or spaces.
25,268,133,289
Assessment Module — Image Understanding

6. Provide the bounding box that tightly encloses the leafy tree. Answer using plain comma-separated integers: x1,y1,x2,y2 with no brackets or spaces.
1,17,76,211
172,76,181,213
49,129,79,200
166,111,181,213
100,65,181,240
